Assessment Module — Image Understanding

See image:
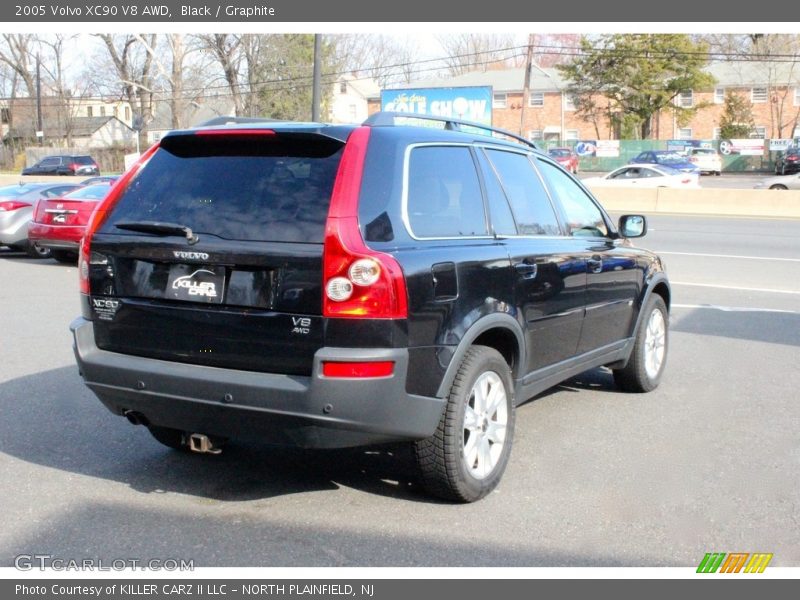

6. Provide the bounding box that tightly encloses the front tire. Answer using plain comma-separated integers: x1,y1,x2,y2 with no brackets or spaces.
770,184,788,190
415,346,515,502
613,295,669,393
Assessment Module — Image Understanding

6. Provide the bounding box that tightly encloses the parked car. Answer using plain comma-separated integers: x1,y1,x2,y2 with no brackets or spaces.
21,155,100,176
686,147,722,176
773,145,800,175
547,147,579,174
753,173,800,190
0,182,82,258
582,164,700,189
630,150,700,174
28,184,114,263
71,113,670,502
80,176,118,186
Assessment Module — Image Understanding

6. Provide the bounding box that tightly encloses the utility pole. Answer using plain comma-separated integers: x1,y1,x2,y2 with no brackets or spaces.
36,53,43,146
311,34,321,122
519,34,535,138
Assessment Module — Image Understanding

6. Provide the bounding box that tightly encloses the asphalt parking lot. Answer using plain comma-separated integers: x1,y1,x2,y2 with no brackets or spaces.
1,214,799,568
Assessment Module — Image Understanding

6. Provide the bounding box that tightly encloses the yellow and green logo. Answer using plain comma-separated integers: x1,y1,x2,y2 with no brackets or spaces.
697,552,773,573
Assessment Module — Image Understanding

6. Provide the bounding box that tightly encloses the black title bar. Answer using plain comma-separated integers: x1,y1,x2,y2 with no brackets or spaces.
3,0,799,22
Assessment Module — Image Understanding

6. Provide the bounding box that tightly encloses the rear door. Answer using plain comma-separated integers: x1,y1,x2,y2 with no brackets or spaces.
481,147,586,372
88,129,346,376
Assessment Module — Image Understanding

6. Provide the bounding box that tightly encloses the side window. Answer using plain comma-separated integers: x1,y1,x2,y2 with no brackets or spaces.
406,146,488,238
536,159,608,238
484,149,561,236
475,150,517,236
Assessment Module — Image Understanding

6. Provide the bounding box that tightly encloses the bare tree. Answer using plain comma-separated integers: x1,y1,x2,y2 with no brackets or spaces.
435,33,518,76
329,34,420,87
196,34,246,116
0,34,38,138
95,33,158,148
37,34,85,146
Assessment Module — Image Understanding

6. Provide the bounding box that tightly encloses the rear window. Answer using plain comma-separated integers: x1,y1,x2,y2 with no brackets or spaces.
548,149,571,158
101,134,343,243
72,156,95,165
64,185,110,200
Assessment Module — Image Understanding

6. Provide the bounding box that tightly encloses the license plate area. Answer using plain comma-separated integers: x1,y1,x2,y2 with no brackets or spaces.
166,264,225,304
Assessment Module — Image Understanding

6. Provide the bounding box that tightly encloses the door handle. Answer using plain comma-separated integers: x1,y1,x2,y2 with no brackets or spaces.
514,262,538,279
587,256,603,274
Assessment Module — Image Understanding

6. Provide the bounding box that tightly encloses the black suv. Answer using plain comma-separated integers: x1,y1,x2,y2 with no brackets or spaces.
71,113,670,502
774,145,800,175
22,155,100,176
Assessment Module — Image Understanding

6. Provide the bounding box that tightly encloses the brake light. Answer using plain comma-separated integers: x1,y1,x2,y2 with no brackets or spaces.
322,361,395,378
195,128,276,136
79,142,160,295
689,157,698,162
681,178,692,184
322,126,408,319
0,201,30,212
787,154,798,160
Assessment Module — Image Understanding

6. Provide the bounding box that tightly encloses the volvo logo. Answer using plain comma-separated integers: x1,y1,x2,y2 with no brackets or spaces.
173,251,209,260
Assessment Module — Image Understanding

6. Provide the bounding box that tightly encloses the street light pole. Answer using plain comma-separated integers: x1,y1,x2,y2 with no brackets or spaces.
530,62,565,144
311,34,321,122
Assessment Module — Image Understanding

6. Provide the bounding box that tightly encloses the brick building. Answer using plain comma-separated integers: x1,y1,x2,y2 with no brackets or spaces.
369,61,800,142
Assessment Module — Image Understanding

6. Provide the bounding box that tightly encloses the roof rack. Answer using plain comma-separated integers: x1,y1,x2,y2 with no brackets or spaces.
363,111,539,151
197,116,287,127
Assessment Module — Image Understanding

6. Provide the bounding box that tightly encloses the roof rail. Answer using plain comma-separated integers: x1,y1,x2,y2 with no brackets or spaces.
197,116,286,127
363,111,539,151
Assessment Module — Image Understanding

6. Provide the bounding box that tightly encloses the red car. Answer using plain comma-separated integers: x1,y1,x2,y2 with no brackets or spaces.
28,184,113,263
547,147,579,174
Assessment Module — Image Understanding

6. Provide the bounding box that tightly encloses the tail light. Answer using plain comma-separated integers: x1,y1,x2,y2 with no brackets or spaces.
32,200,46,222
69,162,81,172
322,126,408,319
0,201,30,212
79,143,160,295
681,178,692,184
689,157,698,163
787,154,798,161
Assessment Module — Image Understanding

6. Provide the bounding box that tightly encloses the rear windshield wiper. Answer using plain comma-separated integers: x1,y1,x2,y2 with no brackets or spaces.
115,221,199,245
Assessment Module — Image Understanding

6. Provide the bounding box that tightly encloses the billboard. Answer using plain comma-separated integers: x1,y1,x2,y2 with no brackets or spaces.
381,86,493,125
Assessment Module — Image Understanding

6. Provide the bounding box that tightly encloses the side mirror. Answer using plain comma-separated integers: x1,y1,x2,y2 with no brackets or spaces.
618,214,647,238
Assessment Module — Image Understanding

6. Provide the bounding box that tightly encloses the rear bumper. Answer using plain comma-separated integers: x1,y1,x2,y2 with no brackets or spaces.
27,222,82,249
71,317,446,448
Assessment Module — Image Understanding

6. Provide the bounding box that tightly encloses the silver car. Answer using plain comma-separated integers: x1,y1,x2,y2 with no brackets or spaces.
753,173,800,190
0,182,82,258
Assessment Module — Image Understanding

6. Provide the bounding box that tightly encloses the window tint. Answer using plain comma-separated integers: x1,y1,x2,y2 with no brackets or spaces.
536,160,608,238
485,149,560,236
101,136,343,243
406,146,488,238
475,150,517,236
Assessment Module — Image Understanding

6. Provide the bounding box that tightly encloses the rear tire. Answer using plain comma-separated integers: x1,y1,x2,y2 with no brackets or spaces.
613,295,668,393
770,184,788,190
415,346,515,502
147,426,187,451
